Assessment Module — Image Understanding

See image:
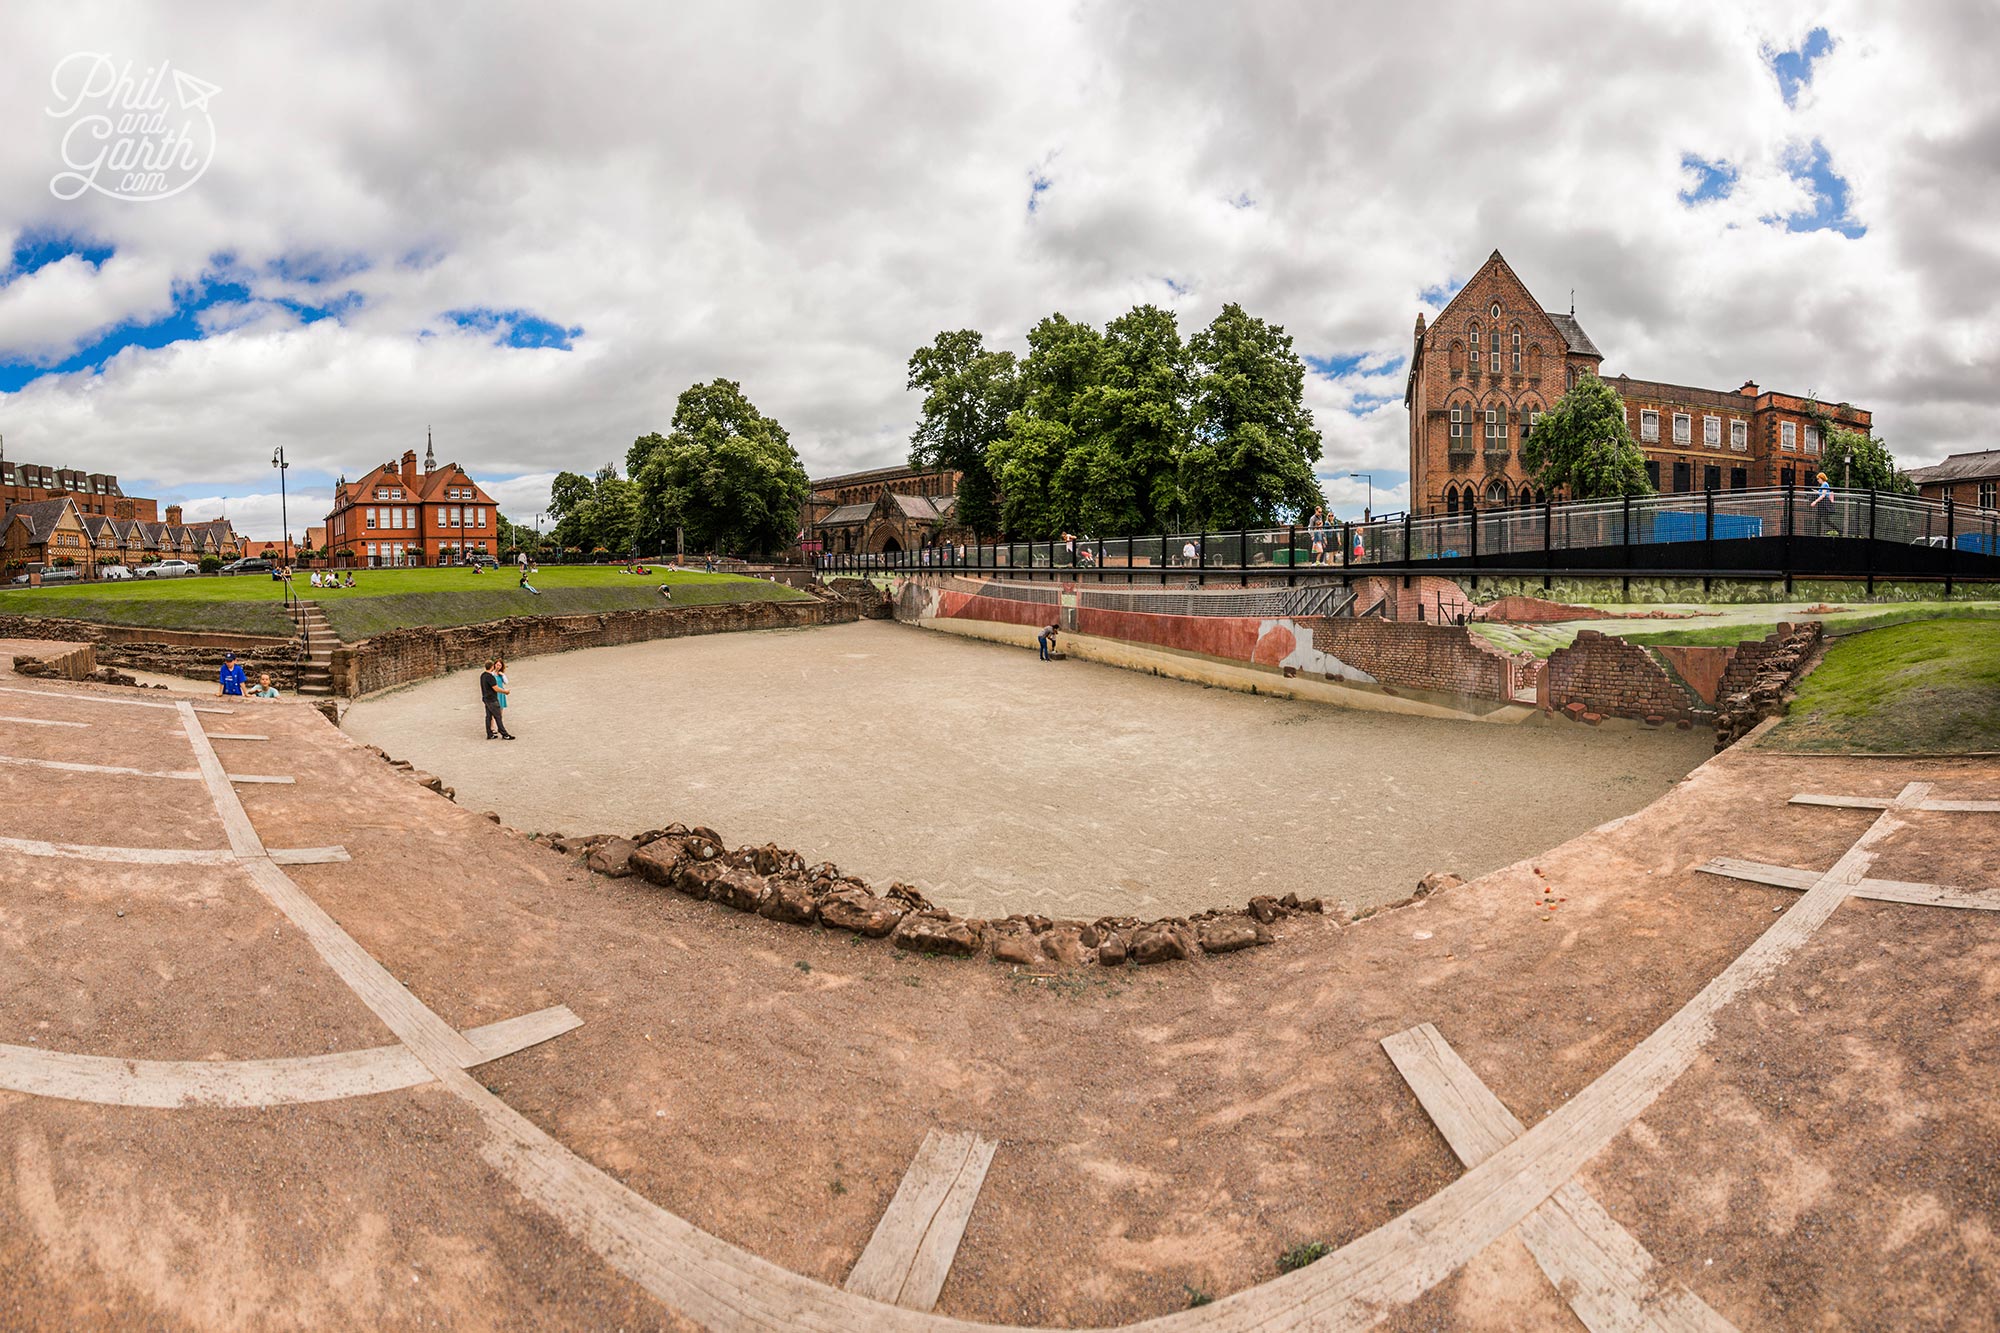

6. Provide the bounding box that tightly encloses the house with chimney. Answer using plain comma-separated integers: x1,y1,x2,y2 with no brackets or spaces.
324,434,499,567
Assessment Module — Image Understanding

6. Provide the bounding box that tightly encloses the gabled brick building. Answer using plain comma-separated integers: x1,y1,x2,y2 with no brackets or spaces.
1908,450,2000,512
0,439,159,521
803,463,965,556
1405,252,1873,515
324,435,499,567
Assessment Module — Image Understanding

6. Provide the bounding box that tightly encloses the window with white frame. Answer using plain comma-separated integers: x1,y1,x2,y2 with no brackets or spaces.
1485,407,1502,442
1510,330,1521,374
1672,413,1691,444
1449,406,1464,440
1704,415,1721,447
1730,420,1747,451
1490,302,1501,319
1639,409,1660,443
366,508,377,529
374,488,387,500
1980,480,1996,510
1804,424,1820,454
1469,325,1480,369
1781,421,1797,451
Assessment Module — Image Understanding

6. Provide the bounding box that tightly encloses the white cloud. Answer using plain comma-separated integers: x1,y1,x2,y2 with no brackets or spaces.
0,0,1993,527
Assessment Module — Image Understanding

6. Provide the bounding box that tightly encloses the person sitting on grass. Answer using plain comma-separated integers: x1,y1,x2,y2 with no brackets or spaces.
342,571,356,588
658,582,673,600
309,570,323,588
519,566,542,595
250,673,280,699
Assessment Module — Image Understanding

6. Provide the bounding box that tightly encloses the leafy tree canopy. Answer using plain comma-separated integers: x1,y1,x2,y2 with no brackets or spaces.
906,330,1020,536
1518,374,1654,500
629,379,810,555
1180,303,1325,528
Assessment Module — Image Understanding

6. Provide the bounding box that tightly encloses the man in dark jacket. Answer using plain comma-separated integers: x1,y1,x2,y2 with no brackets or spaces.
479,660,515,739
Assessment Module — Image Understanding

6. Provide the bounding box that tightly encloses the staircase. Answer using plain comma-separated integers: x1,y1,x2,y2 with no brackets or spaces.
289,600,337,697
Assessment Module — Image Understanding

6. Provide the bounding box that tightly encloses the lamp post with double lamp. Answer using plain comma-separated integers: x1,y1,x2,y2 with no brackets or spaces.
1349,471,1373,523
271,445,292,605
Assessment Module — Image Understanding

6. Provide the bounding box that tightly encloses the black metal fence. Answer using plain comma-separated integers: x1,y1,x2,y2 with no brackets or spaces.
818,485,2000,591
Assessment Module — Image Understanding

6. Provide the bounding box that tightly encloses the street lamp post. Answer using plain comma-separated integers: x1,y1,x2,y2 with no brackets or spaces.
271,445,291,604
1349,471,1373,521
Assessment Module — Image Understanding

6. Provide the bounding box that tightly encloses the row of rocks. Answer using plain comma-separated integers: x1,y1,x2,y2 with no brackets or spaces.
15,656,151,689
533,826,1350,967
358,744,457,801
1714,622,1825,750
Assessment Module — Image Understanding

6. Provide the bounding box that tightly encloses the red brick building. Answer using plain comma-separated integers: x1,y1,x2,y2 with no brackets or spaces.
1908,449,2000,513
1404,252,1872,515
803,463,966,555
324,435,499,567
0,440,159,521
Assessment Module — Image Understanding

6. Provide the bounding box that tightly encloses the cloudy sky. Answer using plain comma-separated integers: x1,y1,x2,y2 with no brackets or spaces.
0,1,1993,538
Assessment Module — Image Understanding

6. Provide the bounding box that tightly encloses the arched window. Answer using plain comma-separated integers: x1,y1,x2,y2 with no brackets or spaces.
1520,484,1536,507
1445,487,1460,515
1469,324,1481,371
1486,480,1510,506
1490,302,1501,320
1510,327,1523,375
1528,344,1543,379
1450,339,1465,374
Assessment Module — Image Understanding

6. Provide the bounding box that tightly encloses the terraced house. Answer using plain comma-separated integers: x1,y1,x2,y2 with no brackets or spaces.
1405,251,1872,515
324,436,498,567
1,498,238,579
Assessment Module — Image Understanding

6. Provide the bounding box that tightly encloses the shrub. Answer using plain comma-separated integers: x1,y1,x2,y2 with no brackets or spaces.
1277,1241,1330,1274
198,555,224,574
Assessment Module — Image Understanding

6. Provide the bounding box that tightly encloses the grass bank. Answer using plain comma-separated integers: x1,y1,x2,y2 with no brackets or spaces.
1760,619,2000,754
0,568,806,642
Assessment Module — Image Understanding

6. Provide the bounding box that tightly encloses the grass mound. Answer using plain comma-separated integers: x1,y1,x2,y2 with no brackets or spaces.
0,568,807,642
1761,618,2000,754
320,573,804,640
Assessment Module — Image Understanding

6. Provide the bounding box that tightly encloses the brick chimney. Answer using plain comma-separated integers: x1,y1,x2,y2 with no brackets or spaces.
165,504,183,525
1738,380,1760,397
400,450,418,488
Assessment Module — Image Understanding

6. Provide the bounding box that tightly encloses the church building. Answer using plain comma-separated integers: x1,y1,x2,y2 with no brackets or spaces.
1405,251,1872,515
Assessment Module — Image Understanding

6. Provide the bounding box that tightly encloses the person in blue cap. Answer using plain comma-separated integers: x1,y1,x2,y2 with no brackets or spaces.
218,651,247,697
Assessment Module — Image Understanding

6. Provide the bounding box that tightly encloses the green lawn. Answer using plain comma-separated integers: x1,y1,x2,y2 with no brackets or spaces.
0,567,807,641
1761,619,2000,754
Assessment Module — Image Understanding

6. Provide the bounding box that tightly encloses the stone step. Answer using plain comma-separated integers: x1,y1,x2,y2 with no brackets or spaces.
296,683,335,697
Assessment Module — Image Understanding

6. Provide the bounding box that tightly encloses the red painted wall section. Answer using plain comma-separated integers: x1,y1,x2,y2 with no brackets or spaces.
1074,607,1260,661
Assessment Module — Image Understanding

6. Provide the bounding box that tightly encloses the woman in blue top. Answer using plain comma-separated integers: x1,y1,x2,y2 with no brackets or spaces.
1812,472,1840,537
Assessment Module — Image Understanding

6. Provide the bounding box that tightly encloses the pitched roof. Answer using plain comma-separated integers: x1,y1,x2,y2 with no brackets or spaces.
3,497,78,541
818,503,874,525
1543,311,1602,359
1906,449,2000,485
889,492,942,519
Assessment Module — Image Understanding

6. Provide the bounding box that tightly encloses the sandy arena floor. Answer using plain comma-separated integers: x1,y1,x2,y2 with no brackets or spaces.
341,620,1714,918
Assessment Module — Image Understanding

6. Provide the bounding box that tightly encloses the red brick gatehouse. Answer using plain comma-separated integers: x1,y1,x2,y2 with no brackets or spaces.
324,435,499,567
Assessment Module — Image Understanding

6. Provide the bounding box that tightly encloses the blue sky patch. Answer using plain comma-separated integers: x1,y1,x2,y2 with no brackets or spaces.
1027,172,1052,216
267,251,371,286
1419,279,1462,309
445,307,583,350
1227,191,1255,210
1779,140,1864,238
1768,27,1834,107
0,272,251,392
1678,154,1737,205
7,233,114,276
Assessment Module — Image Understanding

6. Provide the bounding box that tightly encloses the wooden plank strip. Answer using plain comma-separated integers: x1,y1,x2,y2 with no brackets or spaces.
0,684,231,713
0,1005,582,1109
1697,858,1999,911
1918,799,2000,813
1384,1023,1735,1332
1788,793,1892,810
0,753,198,780
846,1130,972,1304
0,714,89,728
204,732,270,741
267,846,353,866
0,834,235,865
227,773,296,785
174,701,485,1071
896,1135,997,1311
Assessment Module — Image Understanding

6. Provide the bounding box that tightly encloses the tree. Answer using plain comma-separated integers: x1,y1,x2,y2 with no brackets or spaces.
1803,398,1914,494
1076,304,1191,533
988,313,1104,536
906,330,1020,537
629,379,810,555
1519,374,1653,499
1179,303,1325,528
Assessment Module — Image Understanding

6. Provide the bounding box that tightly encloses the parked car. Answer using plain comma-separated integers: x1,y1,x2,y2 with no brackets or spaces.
37,567,83,585
99,564,135,580
220,556,275,576
138,559,198,578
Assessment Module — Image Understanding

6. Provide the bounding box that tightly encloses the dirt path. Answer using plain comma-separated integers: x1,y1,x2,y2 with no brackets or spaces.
342,620,1714,918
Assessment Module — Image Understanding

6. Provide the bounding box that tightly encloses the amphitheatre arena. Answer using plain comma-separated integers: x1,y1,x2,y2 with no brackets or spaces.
3,591,1998,1330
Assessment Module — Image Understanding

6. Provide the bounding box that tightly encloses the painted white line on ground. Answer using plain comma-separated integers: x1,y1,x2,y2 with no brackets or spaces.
0,714,89,728
1699,857,2000,911
0,1005,581,1108
0,835,349,866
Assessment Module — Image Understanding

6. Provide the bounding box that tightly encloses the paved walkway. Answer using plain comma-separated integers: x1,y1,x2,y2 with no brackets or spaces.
343,621,1712,918
1,665,1996,1329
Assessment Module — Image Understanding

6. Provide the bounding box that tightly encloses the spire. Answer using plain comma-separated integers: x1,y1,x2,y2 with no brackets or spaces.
1570,289,1575,318
424,427,436,473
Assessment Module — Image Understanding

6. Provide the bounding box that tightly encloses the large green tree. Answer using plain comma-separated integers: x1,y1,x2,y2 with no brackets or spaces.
1802,398,1914,495
1179,303,1325,528
628,379,810,556
1078,303,1191,533
988,313,1104,536
1519,374,1654,499
906,330,1020,536
546,465,642,554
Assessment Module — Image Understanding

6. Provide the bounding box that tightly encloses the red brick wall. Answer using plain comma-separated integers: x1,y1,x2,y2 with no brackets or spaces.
1544,630,1692,722
1352,575,1474,623
1655,643,1734,705
331,599,851,697
1310,618,1512,700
